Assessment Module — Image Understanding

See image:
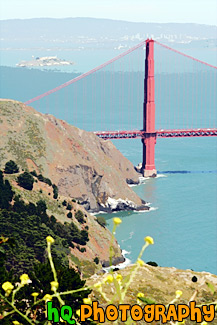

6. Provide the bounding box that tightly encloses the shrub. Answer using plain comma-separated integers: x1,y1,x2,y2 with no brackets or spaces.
36,200,49,222
50,215,57,223
17,172,34,190
75,210,85,224
62,200,67,206
192,276,198,282
30,170,37,177
52,184,58,199
0,171,14,209
72,198,76,203
146,261,158,267
67,212,72,219
37,174,52,186
37,174,44,181
71,228,89,246
94,257,99,264
44,177,52,186
80,230,89,242
76,245,86,253
4,160,19,174
66,203,72,211
96,216,107,227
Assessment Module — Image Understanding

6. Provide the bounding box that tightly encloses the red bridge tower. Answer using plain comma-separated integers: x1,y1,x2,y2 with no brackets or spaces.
142,39,157,177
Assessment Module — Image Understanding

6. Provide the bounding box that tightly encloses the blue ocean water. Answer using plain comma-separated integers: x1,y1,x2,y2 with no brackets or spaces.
103,138,217,274
0,46,216,274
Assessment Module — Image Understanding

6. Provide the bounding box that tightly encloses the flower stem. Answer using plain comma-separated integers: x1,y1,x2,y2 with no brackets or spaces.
0,292,36,324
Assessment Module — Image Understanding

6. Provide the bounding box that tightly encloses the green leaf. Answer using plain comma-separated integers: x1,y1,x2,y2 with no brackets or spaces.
0,246,5,255
138,296,156,304
206,282,215,294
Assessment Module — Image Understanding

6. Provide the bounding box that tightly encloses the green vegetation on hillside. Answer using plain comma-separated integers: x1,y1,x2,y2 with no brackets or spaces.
17,171,34,190
0,237,91,325
0,166,89,275
4,160,19,174
0,162,92,323
96,215,107,227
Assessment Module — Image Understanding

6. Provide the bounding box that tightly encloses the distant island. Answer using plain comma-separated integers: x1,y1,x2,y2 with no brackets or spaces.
16,56,74,67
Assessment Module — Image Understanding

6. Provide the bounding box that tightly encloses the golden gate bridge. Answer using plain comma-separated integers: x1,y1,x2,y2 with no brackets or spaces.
24,39,217,177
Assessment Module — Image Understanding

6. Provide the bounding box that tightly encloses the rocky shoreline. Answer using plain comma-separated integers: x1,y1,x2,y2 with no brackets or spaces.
80,175,149,213
85,196,149,214
102,255,126,268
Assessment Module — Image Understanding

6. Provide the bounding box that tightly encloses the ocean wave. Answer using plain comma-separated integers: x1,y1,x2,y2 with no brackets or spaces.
89,211,107,216
156,174,167,178
121,231,134,243
135,206,158,213
139,176,146,184
128,174,167,187
103,250,131,273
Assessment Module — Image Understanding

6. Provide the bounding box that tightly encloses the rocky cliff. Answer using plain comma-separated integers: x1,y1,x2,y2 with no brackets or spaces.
0,99,148,212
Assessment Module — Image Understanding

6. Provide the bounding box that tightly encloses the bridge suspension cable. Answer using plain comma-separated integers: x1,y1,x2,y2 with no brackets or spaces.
154,40,217,69
24,38,217,136
24,40,146,105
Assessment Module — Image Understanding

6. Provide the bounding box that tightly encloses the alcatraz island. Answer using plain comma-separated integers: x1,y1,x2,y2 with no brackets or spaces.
16,56,74,67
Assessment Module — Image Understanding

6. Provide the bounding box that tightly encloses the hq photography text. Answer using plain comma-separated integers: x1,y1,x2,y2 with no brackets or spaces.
47,301,216,323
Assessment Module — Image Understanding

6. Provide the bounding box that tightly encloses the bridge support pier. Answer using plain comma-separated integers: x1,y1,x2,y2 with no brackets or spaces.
142,39,157,177
142,134,157,177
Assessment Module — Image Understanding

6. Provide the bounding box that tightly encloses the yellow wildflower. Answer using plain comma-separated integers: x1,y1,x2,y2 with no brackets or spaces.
137,259,145,266
175,290,183,298
46,236,55,244
144,236,154,245
137,292,145,298
104,274,113,283
94,282,102,289
76,310,81,316
43,294,52,301
113,217,122,225
20,274,31,285
201,322,207,325
50,281,59,291
31,292,39,297
83,298,92,305
116,274,122,282
2,281,14,293
12,321,20,325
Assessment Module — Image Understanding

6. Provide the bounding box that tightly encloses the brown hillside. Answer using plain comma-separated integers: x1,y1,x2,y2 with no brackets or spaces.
0,99,147,212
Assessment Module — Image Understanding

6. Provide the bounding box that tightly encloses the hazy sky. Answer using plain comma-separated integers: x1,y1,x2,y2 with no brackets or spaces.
0,0,216,25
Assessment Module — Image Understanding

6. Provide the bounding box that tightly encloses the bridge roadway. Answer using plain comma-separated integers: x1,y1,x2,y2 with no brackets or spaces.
94,129,217,140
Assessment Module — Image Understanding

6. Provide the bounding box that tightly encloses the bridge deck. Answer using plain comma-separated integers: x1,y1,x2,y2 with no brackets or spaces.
94,129,217,140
